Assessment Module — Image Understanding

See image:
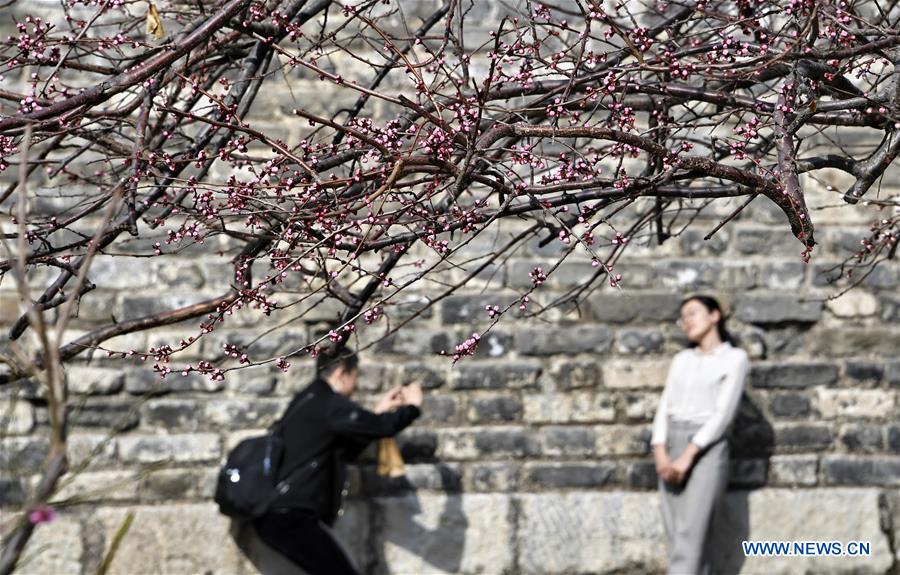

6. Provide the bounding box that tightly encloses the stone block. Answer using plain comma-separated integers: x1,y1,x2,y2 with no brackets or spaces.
627,461,658,489
522,462,615,488
139,468,217,501
375,329,452,356
811,260,899,288
774,423,833,452
125,367,223,395
822,456,900,486
117,433,220,464
464,462,520,492
88,257,152,289
441,294,520,324
768,455,818,486
50,470,138,503
749,362,839,389
839,424,885,453
473,427,541,459
826,290,879,317
679,228,729,256
595,425,651,456
66,366,124,395
391,363,447,390
539,426,596,457
466,394,522,423
419,395,459,425
888,425,900,453
816,389,897,419
553,360,603,390
0,399,34,434
202,399,286,429
522,392,615,423
712,488,893,574
844,360,884,383
515,325,613,356
755,261,805,290
451,361,541,390
880,292,900,322
735,295,822,324
0,476,27,506
371,493,512,575
768,392,811,418
142,398,202,430
90,504,243,575
734,227,797,255
67,401,139,431
810,328,900,358
17,516,82,575
67,433,117,468
653,260,756,290
589,291,681,324
614,329,664,355
119,292,212,321
600,358,670,389
224,366,278,395
622,392,659,421
518,493,665,574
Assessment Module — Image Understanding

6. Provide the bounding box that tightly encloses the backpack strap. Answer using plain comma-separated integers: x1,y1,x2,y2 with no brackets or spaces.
267,385,324,486
268,383,317,436
274,445,328,489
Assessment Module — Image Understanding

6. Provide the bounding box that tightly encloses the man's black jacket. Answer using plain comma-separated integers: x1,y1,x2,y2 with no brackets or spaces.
268,377,420,525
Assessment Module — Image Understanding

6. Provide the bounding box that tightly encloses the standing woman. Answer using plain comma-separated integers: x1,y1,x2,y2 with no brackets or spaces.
651,295,750,575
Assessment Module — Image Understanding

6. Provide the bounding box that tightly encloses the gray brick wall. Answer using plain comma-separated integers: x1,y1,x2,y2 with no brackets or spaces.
1,2,899,574
4,214,898,573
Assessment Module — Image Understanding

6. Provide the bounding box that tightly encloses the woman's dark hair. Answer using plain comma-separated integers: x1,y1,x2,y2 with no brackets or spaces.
316,348,359,379
680,294,736,347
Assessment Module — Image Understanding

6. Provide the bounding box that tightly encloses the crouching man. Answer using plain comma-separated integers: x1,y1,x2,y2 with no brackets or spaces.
253,349,423,574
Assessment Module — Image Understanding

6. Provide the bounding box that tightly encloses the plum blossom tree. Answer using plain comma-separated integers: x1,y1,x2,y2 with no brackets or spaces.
0,0,898,570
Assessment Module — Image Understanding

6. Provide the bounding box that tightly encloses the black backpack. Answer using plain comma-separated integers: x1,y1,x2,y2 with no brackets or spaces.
214,392,311,521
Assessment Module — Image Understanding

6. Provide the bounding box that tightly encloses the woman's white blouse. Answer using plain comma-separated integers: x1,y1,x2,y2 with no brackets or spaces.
650,341,751,450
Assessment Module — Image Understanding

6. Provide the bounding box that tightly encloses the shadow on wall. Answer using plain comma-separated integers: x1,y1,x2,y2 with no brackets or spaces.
710,393,776,574
364,463,467,574
229,463,467,575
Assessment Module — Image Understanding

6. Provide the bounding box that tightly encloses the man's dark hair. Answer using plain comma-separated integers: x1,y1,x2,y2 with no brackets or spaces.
316,348,359,379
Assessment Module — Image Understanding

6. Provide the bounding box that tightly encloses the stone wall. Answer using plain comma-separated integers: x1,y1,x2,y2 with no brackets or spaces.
4,196,899,574
2,1,900,574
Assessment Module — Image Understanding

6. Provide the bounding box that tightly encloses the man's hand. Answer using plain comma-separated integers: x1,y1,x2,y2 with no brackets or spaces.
401,382,423,408
374,386,404,414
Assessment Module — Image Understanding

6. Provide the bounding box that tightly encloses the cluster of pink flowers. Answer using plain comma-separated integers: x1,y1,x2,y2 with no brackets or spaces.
275,357,291,372
0,136,17,173
449,332,480,361
222,343,250,365
529,266,547,287
731,116,762,160
13,16,53,64
629,27,654,52
363,306,383,324
327,324,355,343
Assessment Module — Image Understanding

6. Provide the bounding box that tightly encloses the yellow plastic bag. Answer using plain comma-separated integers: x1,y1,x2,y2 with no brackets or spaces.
376,438,406,477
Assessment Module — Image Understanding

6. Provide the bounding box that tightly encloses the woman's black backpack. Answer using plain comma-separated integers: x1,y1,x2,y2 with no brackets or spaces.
214,392,311,521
